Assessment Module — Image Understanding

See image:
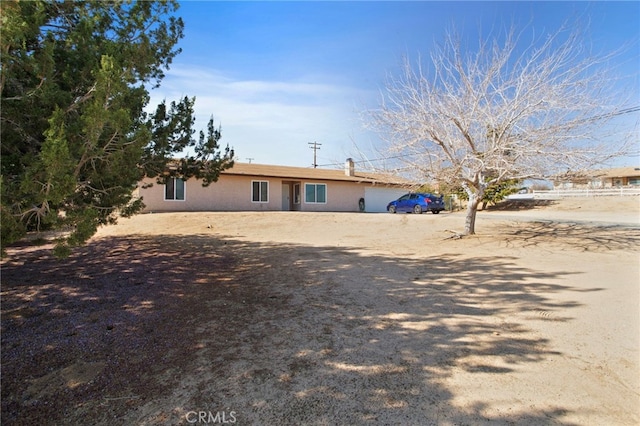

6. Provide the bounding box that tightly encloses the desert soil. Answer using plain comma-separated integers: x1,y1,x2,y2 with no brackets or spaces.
2,197,639,425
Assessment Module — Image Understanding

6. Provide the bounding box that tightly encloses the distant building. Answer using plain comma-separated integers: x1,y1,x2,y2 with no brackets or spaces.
553,166,640,189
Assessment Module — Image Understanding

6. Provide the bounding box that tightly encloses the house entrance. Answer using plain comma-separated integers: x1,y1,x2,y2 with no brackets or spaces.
282,181,301,211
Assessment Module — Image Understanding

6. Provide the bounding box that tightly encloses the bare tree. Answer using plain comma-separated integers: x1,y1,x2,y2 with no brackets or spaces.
366,23,636,235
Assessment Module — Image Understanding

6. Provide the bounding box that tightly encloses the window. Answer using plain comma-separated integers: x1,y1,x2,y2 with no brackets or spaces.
305,183,326,203
293,183,301,204
252,180,269,202
165,177,185,200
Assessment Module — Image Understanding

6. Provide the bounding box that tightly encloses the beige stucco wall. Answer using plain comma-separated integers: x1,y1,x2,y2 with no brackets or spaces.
298,180,364,212
138,176,367,212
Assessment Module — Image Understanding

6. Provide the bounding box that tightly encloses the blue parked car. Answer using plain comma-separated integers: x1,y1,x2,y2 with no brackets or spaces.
387,193,445,214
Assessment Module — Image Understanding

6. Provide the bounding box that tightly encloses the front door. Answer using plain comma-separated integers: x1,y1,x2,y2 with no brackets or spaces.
281,184,290,210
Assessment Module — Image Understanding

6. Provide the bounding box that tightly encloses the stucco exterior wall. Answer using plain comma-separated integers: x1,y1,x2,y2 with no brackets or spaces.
298,180,364,212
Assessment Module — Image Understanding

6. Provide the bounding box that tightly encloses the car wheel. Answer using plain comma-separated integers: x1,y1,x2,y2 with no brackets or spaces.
432,210,440,214
413,205,422,214
388,205,396,213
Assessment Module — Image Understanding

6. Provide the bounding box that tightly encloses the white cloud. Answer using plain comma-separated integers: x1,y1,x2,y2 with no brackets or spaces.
147,65,372,166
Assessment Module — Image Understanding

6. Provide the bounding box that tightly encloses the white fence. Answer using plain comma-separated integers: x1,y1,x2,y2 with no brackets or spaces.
530,187,640,198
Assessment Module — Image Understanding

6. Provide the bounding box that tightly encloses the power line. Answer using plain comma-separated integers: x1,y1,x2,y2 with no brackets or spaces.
316,153,412,168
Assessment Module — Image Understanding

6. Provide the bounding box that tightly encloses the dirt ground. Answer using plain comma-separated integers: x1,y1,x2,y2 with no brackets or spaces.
2,197,639,425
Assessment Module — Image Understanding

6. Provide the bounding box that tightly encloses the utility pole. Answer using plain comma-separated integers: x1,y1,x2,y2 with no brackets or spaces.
308,142,322,168
246,157,254,164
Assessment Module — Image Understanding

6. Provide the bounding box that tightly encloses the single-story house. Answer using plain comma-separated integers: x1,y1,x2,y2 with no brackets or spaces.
553,166,640,189
138,159,410,213
590,167,640,187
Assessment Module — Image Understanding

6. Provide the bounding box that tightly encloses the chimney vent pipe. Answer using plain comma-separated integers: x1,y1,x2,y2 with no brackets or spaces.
345,158,355,176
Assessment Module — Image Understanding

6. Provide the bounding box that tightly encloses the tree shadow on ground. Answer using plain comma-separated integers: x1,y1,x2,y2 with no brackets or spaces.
487,199,556,211
500,221,640,252
1,234,595,425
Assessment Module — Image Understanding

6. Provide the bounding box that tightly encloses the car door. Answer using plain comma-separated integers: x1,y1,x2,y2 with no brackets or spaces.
396,194,410,212
408,194,419,211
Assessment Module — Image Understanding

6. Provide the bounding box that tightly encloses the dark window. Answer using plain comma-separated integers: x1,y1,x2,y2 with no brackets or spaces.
252,181,269,202
293,183,301,204
305,183,327,203
165,178,185,200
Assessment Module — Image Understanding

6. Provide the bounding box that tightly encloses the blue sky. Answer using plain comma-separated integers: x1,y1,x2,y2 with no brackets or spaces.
151,1,640,168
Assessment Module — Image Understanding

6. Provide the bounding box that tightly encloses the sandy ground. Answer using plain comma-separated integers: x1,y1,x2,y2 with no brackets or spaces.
2,197,639,425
